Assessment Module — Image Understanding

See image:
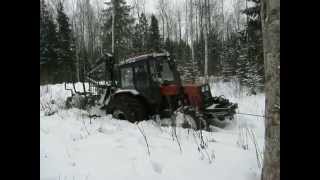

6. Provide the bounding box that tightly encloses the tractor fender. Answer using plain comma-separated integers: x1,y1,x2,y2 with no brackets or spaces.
114,89,140,95
104,89,140,106
106,89,151,116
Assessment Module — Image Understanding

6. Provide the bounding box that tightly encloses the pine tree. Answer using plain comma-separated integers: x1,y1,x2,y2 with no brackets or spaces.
193,31,204,75
148,15,161,52
56,1,75,82
220,43,234,80
220,33,241,81
164,38,174,54
40,0,58,63
132,13,149,53
40,0,59,83
236,37,249,84
207,29,222,76
140,13,149,51
102,0,134,62
240,0,264,92
40,0,47,64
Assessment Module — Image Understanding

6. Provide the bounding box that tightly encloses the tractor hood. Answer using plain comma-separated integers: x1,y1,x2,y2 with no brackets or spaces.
182,83,214,109
160,84,180,96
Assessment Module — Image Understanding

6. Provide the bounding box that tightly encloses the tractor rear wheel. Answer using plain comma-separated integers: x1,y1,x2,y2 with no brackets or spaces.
111,95,147,123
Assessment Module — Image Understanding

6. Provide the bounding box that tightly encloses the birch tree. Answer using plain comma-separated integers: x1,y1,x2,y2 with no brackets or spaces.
189,0,196,82
204,0,209,81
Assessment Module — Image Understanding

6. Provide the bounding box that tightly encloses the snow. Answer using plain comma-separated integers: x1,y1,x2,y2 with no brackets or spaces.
40,79,265,180
119,52,169,66
114,89,140,95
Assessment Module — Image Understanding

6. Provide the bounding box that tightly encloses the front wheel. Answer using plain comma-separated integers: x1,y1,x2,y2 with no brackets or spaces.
182,107,208,130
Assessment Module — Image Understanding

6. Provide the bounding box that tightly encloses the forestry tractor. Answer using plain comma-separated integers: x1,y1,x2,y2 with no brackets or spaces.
65,52,238,130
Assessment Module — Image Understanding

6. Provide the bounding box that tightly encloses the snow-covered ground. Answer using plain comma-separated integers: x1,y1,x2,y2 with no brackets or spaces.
40,79,265,180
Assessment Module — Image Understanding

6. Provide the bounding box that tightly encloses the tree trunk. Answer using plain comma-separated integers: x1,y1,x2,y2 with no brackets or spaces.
260,0,280,179
204,0,208,80
185,0,188,43
221,0,224,41
160,14,165,44
177,9,182,42
189,0,195,82
111,0,115,55
195,1,198,43
165,12,170,41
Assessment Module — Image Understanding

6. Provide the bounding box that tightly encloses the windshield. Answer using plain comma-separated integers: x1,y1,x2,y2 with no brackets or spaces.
149,59,175,84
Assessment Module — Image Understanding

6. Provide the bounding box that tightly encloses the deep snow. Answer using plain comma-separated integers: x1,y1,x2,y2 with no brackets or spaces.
40,78,265,180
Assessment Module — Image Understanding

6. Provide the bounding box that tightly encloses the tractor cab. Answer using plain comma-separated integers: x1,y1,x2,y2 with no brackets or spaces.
118,53,180,87
117,53,182,110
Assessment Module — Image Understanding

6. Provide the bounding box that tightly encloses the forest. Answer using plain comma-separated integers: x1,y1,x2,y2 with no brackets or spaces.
40,0,264,94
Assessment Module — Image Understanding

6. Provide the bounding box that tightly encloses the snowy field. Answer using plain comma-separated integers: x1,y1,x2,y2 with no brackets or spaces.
40,78,265,180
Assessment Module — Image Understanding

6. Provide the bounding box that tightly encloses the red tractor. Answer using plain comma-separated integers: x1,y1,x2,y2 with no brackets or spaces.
66,52,237,130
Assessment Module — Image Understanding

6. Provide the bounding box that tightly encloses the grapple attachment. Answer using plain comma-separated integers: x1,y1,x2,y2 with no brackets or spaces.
180,83,238,129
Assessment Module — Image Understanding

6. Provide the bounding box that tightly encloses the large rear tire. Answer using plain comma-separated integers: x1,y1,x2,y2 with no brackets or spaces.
110,95,147,123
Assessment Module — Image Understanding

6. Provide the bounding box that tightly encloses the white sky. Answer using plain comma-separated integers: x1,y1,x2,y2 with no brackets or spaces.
127,0,234,15
61,0,235,18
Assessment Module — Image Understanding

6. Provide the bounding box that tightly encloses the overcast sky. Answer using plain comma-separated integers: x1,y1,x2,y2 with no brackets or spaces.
62,0,236,19
126,0,234,15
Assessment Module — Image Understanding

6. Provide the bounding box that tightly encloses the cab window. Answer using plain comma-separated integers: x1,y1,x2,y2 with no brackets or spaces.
134,64,149,89
120,67,134,88
161,62,174,82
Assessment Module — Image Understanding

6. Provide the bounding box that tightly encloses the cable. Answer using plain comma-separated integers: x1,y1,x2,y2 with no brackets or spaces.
236,112,265,118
